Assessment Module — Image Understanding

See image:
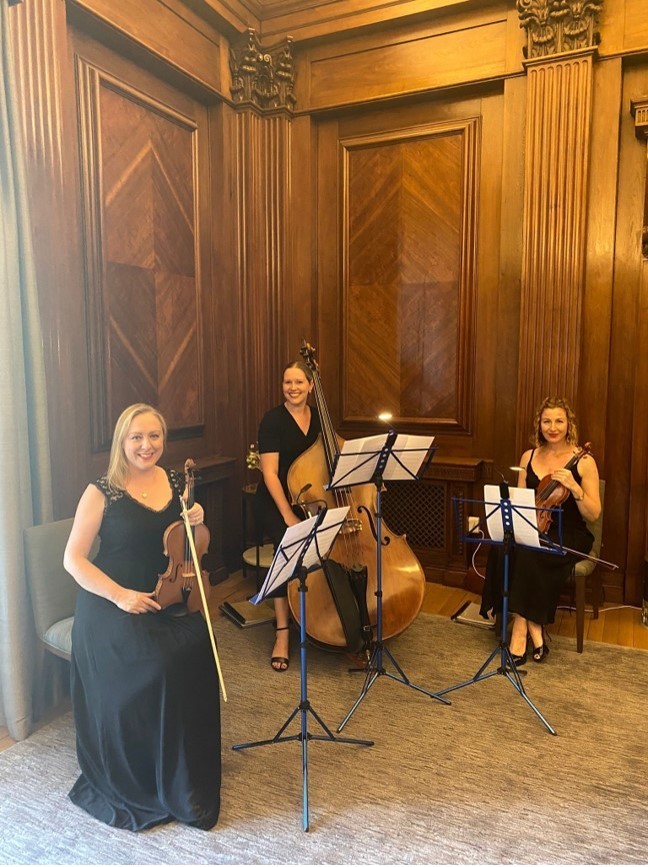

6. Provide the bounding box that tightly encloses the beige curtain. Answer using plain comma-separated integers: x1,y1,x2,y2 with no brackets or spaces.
0,0,53,740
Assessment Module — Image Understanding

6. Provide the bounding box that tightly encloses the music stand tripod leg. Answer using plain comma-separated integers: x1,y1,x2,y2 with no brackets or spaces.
338,480,450,734
232,565,373,831
437,501,557,736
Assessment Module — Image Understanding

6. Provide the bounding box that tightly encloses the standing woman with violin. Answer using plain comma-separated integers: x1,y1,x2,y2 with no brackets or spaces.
254,361,321,671
63,403,221,831
480,396,601,664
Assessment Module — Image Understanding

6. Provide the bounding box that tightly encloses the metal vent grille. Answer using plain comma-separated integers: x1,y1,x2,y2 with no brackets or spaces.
382,481,446,549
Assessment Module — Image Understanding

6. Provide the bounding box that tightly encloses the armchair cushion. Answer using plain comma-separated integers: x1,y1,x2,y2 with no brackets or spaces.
24,517,98,662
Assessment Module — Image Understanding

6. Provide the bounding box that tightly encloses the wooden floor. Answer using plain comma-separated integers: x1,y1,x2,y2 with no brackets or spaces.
220,571,648,651
1,575,646,753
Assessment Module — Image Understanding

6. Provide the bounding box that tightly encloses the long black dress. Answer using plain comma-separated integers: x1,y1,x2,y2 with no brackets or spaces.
253,404,321,597
69,469,221,832
479,452,594,625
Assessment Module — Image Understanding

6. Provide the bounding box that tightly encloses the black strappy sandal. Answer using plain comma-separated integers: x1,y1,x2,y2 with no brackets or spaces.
271,625,290,672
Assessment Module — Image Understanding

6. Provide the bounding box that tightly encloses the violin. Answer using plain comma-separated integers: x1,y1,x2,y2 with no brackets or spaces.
285,340,425,651
154,458,211,613
535,442,592,534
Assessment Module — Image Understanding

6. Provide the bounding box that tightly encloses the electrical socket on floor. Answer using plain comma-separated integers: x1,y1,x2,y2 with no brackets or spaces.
468,516,480,533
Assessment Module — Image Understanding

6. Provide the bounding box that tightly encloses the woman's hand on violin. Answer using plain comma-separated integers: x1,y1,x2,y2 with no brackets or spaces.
184,502,204,525
115,589,162,614
550,468,580,495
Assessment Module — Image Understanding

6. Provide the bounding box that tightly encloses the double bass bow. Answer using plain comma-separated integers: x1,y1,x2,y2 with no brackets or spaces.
285,340,426,651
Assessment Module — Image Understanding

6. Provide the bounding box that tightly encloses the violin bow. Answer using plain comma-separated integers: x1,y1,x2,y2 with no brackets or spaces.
180,497,228,702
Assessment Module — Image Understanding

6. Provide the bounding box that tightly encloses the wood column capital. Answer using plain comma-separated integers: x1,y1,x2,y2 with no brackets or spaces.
516,0,604,61
229,28,296,114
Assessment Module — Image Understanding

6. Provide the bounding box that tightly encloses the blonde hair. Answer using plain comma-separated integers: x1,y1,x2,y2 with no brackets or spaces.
531,396,579,447
106,403,167,490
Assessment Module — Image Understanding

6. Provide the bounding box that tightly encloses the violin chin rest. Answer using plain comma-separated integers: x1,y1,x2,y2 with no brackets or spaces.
160,602,190,618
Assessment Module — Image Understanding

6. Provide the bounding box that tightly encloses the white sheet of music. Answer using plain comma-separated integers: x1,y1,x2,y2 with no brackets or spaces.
483,485,542,549
251,506,350,603
328,434,434,488
382,434,435,480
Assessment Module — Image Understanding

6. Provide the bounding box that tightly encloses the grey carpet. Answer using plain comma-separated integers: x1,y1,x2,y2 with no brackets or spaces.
0,613,646,865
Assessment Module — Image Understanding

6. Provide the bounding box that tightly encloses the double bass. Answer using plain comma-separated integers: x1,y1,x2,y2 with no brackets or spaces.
286,341,426,651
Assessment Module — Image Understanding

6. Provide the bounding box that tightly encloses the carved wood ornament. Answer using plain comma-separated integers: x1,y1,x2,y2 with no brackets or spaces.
229,28,296,113
631,98,648,259
516,0,603,58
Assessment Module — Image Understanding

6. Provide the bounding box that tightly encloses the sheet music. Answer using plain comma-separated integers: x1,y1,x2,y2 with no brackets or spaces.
383,434,435,480
328,434,434,488
251,506,350,603
483,485,542,549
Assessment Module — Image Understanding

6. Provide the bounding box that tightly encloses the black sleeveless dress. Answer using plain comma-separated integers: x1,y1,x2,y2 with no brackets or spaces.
69,469,221,831
253,404,321,598
480,452,594,625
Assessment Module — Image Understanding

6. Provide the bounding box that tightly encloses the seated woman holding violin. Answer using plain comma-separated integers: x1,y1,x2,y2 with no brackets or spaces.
480,396,601,665
63,403,221,831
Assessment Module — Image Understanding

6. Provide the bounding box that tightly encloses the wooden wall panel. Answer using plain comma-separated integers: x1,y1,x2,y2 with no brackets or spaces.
603,63,648,603
315,92,502,460
341,121,478,431
67,0,226,95
308,20,507,109
260,0,501,42
76,57,206,448
487,76,526,474
624,0,648,51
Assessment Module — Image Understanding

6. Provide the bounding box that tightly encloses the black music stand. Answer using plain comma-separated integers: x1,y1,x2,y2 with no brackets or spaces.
437,482,561,735
231,505,373,832
333,431,451,734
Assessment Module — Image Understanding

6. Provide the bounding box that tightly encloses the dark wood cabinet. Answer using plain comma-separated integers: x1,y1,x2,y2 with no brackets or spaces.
382,457,493,587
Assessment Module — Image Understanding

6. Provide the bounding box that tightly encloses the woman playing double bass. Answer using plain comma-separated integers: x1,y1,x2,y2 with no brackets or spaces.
253,362,321,671
480,396,601,665
63,403,221,831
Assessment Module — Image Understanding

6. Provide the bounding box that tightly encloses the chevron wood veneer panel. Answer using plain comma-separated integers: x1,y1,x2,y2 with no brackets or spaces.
342,120,478,430
77,59,203,448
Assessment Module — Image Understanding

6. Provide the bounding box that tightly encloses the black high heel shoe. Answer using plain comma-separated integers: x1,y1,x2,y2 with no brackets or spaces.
532,643,549,663
508,651,527,667
271,625,290,672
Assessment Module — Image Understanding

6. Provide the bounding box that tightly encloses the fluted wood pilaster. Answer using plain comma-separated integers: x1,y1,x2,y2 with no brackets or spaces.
8,0,65,184
234,108,293,443
516,49,595,450
7,0,89,517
